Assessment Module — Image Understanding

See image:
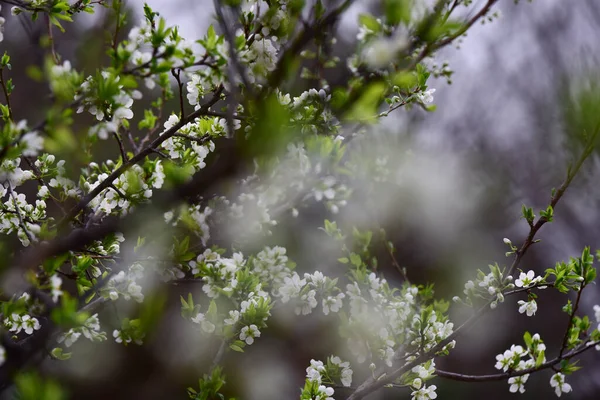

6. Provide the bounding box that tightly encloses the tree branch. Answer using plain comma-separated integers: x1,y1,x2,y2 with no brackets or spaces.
347,142,594,400
59,86,224,228
436,341,599,383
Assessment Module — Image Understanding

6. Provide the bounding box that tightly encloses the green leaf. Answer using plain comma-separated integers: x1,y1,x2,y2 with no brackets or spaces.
15,372,66,400
49,15,66,32
539,205,554,222
229,344,244,352
345,82,386,122
535,350,545,367
384,0,412,25
349,253,362,267
521,204,535,224
314,0,325,19
51,347,72,360
523,331,532,348
393,71,418,90
208,300,218,317
358,13,381,32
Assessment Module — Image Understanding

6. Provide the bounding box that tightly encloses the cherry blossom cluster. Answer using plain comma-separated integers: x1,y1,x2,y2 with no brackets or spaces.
301,356,353,400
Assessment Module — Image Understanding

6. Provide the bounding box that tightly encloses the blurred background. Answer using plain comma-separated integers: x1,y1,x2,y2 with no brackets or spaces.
2,0,600,398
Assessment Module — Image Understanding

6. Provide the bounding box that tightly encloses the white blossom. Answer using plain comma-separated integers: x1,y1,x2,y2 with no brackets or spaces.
113,329,128,344
20,315,41,335
191,312,216,333
296,289,318,315
322,293,345,315
306,359,325,383
316,385,334,399
515,270,542,288
239,324,260,345
550,373,572,397
0,8,4,43
58,329,82,348
517,299,537,317
416,88,436,104
50,274,63,302
279,273,306,303
21,131,44,157
508,374,529,394
329,356,353,387
224,310,240,326
411,384,438,400
362,35,407,69
593,304,600,323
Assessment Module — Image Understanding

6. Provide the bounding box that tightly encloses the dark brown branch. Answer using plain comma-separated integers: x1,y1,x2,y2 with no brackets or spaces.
435,0,498,49
506,140,594,278
59,86,224,228
16,136,239,277
386,242,408,282
213,0,254,95
503,282,555,297
559,283,585,357
172,133,212,144
112,131,128,162
171,68,186,120
436,341,599,382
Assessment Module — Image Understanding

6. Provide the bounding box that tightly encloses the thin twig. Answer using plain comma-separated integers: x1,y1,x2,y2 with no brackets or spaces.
211,339,227,370
172,133,212,144
137,89,167,153
213,0,254,95
559,283,585,357
506,142,594,279
385,238,408,282
435,341,600,382
149,148,168,158
111,0,123,53
45,14,59,64
171,68,186,120
503,282,555,297
108,184,125,198
212,2,245,137
112,131,128,162
0,69,13,120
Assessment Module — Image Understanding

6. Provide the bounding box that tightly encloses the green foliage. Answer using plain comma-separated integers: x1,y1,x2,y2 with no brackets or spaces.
563,75,600,153
187,367,231,400
15,372,66,400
